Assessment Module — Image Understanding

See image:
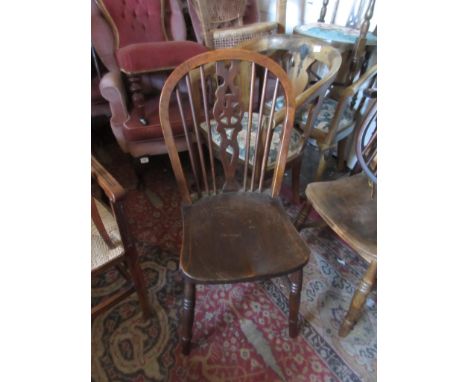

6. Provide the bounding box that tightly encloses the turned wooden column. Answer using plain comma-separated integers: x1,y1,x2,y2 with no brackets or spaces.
318,0,329,22
289,269,303,337
347,0,375,85
128,74,148,125
339,260,377,337
181,279,196,355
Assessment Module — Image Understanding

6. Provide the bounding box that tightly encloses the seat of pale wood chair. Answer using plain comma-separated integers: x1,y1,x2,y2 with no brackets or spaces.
91,198,125,272
305,172,376,262
181,192,309,283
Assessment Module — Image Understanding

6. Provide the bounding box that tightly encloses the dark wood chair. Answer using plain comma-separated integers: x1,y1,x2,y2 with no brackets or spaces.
158,49,310,355
301,91,376,336
91,157,152,319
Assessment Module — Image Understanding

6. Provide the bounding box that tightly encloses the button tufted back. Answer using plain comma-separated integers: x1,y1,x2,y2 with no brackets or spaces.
98,0,168,48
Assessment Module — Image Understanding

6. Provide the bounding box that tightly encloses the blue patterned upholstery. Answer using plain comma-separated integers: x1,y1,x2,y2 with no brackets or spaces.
200,113,303,168
267,96,355,133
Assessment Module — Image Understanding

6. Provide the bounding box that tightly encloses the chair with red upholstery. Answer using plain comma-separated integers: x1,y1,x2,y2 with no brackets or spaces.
91,0,208,163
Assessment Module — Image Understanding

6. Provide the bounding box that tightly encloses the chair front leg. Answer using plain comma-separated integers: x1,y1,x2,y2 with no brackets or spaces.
339,260,377,337
126,252,152,320
289,269,303,337
182,279,196,355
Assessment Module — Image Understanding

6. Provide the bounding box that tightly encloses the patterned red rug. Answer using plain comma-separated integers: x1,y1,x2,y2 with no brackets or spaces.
91,143,377,382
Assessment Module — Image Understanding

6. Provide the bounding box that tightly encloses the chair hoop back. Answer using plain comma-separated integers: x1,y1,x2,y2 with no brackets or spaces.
159,48,296,205
355,94,377,184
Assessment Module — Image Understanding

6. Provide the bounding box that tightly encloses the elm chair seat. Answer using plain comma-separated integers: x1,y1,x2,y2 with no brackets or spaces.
305,173,376,262
91,198,124,272
181,192,309,283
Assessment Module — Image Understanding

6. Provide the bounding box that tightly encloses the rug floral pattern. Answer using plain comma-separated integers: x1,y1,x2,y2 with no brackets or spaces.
91,145,376,382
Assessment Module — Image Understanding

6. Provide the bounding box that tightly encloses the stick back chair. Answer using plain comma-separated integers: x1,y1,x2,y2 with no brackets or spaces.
159,49,310,355
91,157,151,319
187,0,281,49
303,89,377,336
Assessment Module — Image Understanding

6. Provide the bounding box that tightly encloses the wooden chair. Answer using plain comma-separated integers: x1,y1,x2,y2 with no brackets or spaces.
316,0,376,87
91,157,152,319
158,49,310,355
301,91,376,336
187,0,284,49
192,35,340,203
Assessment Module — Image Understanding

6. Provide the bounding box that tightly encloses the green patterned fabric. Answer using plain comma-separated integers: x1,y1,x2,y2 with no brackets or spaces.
200,113,303,167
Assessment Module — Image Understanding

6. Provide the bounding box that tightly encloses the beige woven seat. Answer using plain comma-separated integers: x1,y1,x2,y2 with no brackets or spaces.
91,198,124,272
188,0,280,49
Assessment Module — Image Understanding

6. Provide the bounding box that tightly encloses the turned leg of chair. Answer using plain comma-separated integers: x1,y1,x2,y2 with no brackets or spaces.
337,139,347,172
314,153,328,181
128,74,147,125
339,260,377,337
126,254,152,320
291,158,302,205
132,157,147,190
294,201,312,229
289,269,303,338
181,279,196,355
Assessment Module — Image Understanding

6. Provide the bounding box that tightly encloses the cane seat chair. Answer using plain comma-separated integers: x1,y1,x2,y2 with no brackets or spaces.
91,157,151,319
187,0,279,49
303,90,377,336
159,49,310,354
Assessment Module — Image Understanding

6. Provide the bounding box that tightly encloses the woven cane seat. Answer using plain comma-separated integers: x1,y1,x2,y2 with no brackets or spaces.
91,198,124,271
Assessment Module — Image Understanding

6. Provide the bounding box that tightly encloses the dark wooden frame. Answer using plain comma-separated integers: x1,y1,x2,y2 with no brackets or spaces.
159,49,310,354
91,156,152,320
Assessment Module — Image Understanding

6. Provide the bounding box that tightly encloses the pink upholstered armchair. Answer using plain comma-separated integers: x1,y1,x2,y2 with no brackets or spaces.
91,0,208,159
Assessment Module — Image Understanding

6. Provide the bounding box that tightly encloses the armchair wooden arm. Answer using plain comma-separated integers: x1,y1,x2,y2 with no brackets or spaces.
91,156,126,203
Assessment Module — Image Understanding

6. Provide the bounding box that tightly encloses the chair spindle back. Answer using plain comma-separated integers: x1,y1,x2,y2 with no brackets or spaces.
159,49,296,205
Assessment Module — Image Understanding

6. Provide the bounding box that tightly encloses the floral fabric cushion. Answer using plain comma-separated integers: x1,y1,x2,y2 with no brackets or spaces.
200,113,303,168
267,96,355,132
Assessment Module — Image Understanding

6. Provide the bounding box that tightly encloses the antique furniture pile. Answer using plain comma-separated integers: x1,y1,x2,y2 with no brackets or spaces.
91,0,377,359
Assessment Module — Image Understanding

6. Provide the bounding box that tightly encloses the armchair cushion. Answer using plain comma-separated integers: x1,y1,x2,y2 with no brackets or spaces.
269,96,355,132
200,112,303,168
116,41,208,74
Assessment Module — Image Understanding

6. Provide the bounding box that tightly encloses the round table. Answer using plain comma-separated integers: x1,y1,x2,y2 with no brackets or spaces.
294,22,377,85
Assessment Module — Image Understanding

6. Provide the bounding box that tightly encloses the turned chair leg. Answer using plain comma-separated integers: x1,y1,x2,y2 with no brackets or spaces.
314,153,328,181
289,269,303,338
337,139,348,172
126,253,152,320
132,156,148,190
339,260,377,337
181,279,196,355
294,202,312,229
291,158,302,205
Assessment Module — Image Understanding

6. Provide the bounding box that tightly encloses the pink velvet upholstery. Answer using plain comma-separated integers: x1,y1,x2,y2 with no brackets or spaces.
117,41,208,73
93,0,208,157
98,0,166,48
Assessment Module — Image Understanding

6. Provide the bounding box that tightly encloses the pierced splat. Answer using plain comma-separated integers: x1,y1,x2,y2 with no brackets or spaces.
213,60,244,191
